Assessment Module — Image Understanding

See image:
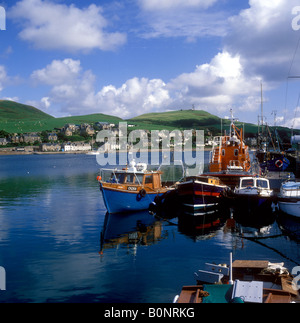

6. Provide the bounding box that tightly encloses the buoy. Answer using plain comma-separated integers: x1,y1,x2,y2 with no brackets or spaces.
97,176,102,181
139,189,147,198
275,160,283,168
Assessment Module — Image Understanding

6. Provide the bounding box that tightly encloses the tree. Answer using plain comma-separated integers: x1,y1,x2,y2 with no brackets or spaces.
0,130,9,138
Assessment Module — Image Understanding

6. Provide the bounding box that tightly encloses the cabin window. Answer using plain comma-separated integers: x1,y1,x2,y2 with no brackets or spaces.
145,175,153,184
115,173,126,184
257,180,268,188
241,179,254,187
126,174,135,184
222,149,225,156
135,174,144,185
234,149,239,157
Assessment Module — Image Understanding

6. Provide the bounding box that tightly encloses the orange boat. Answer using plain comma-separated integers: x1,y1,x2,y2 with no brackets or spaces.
206,110,252,188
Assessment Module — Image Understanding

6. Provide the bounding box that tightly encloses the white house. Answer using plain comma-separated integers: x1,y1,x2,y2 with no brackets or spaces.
63,143,91,152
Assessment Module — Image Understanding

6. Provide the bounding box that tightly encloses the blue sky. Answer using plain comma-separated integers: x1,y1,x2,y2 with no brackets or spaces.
0,0,300,129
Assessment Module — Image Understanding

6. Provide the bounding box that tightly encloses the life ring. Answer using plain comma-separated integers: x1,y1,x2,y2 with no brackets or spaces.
139,189,147,198
275,159,283,168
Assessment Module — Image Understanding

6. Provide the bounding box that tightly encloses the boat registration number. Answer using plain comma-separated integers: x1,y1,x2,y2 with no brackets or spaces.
127,186,138,191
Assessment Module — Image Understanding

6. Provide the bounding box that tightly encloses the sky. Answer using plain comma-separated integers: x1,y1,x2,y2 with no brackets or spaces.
1,0,300,128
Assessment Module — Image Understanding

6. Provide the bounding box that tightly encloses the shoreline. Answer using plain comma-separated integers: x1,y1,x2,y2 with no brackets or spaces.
0,150,89,156
0,147,212,156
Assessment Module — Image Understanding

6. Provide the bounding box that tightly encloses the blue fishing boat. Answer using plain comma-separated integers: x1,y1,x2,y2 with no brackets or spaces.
98,161,170,214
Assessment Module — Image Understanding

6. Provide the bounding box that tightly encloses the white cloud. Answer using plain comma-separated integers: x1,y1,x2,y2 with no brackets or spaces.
41,97,50,109
95,78,171,118
30,59,171,118
30,51,265,119
137,0,227,39
138,0,217,11
168,51,261,114
31,59,82,86
10,0,127,52
225,0,300,81
31,59,96,115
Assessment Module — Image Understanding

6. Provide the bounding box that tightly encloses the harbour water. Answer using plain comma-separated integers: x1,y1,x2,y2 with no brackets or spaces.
0,153,300,303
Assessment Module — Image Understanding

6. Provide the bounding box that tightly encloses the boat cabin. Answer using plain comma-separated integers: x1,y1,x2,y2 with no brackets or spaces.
209,110,251,173
280,181,300,198
185,175,223,186
100,168,164,192
238,177,270,190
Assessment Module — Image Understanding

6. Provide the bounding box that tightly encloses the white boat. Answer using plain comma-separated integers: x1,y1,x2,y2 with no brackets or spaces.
278,181,300,218
234,177,273,198
86,150,100,155
230,177,274,215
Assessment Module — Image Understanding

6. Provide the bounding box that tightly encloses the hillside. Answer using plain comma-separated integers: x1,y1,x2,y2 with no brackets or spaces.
128,110,220,128
127,109,260,135
0,101,297,141
0,101,122,133
0,100,54,121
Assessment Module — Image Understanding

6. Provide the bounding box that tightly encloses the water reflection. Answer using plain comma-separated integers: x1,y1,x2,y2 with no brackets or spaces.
1,153,300,303
100,211,165,255
230,206,276,230
177,210,229,242
277,212,300,242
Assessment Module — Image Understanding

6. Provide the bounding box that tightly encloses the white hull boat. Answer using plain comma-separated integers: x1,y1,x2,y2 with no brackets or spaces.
278,181,300,218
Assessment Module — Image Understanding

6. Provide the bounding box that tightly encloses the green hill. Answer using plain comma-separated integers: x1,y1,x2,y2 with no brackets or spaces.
0,101,122,133
0,100,54,121
127,109,259,135
0,101,296,141
128,110,220,128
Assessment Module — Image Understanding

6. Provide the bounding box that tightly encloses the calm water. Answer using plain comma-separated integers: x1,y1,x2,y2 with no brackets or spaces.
0,153,300,303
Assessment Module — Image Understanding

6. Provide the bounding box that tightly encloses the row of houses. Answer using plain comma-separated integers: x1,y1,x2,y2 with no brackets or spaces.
41,142,92,152
0,122,117,146
61,122,116,137
0,132,58,146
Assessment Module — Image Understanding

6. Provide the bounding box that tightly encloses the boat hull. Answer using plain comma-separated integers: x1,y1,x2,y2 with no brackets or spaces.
177,180,227,216
256,151,296,173
101,185,162,214
231,194,273,214
278,199,300,218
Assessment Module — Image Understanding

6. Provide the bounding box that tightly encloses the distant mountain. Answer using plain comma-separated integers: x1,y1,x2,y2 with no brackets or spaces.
128,110,221,129
127,109,296,140
0,101,122,133
0,101,296,141
0,100,54,121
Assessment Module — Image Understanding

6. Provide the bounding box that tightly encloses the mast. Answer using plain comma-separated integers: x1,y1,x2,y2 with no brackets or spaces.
261,82,264,127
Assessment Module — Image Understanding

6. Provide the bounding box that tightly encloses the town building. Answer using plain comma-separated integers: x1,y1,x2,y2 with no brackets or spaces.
22,133,42,144
47,133,58,142
62,143,91,152
0,138,7,146
41,143,61,152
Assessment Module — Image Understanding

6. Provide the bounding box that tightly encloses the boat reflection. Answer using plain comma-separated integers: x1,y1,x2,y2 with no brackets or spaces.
100,211,164,254
99,203,282,253
230,206,276,229
177,210,230,241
